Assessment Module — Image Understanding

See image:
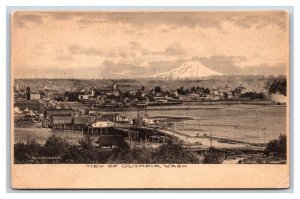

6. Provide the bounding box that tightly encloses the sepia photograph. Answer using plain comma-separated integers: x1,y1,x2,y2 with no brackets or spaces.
10,10,290,189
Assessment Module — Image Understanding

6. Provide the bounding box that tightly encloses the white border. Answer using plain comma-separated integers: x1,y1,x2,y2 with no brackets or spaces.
1,0,299,198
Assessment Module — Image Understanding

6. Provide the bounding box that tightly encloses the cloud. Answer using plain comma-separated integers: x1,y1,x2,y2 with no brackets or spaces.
191,55,247,74
164,42,186,56
232,11,287,30
13,11,288,31
139,56,286,77
56,55,73,61
13,12,43,28
68,45,103,56
127,41,187,57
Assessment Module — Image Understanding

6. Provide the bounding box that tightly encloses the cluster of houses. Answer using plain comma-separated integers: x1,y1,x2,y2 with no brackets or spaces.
180,86,246,101
14,81,250,130
40,108,129,131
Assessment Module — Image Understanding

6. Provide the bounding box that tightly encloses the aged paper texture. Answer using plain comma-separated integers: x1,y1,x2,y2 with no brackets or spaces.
11,10,290,189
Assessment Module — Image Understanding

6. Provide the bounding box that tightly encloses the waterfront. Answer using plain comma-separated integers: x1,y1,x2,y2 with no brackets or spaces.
121,104,286,143
15,104,286,146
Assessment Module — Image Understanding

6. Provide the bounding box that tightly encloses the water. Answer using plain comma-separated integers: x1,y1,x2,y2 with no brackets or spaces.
120,104,287,143
14,104,286,144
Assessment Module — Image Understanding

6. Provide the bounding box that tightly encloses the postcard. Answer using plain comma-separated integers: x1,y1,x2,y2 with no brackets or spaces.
11,10,290,189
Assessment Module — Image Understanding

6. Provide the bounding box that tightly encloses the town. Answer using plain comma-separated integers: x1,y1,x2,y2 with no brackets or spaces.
13,77,287,164
14,79,272,131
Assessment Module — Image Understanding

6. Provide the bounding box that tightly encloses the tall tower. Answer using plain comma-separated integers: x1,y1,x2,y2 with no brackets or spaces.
112,82,117,91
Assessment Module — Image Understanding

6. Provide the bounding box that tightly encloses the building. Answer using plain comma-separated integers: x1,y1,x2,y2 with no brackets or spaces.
62,102,88,115
116,114,129,122
29,93,41,100
100,113,128,122
112,90,121,97
86,109,97,116
44,108,74,120
49,115,73,130
47,115,93,130
143,118,156,125
210,95,221,101
14,100,40,111
156,99,168,103
72,116,91,130
227,92,233,99
112,82,118,91
78,94,89,100
92,120,113,128
13,106,22,114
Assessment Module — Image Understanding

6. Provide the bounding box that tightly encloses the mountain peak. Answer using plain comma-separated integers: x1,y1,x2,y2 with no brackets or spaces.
154,61,223,79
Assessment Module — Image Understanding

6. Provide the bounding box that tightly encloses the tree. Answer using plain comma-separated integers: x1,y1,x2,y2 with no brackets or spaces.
265,134,287,155
42,135,69,158
203,147,225,164
64,91,79,101
203,88,210,94
26,87,31,93
191,87,196,93
14,139,42,164
107,146,153,164
177,86,189,95
63,136,102,163
152,141,199,164
155,86,162,93
26,87,31,100
268,77,287,96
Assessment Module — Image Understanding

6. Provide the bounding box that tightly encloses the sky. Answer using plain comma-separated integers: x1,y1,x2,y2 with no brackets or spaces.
11,11,289,79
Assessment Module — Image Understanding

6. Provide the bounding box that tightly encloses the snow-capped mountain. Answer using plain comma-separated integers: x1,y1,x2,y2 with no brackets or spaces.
153,61,223,79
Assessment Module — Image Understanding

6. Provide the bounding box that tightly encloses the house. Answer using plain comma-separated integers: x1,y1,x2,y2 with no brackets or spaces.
211,95,221,101
13,106,22,114
86,109,97,116
62,102,88,114
189,93,200,100
29,93,41,100
112,90,121,97
227,92,233,99
80,89,86,93
210,90,219,96
92,120,113,128
49,115,73,130
22,107,36,116
100,113,128,122
156,99,168,103
14,100,41,111
95,135,126,149
143,118,156,125
78,94,89,100
96,94,106,100
116,114,129,122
